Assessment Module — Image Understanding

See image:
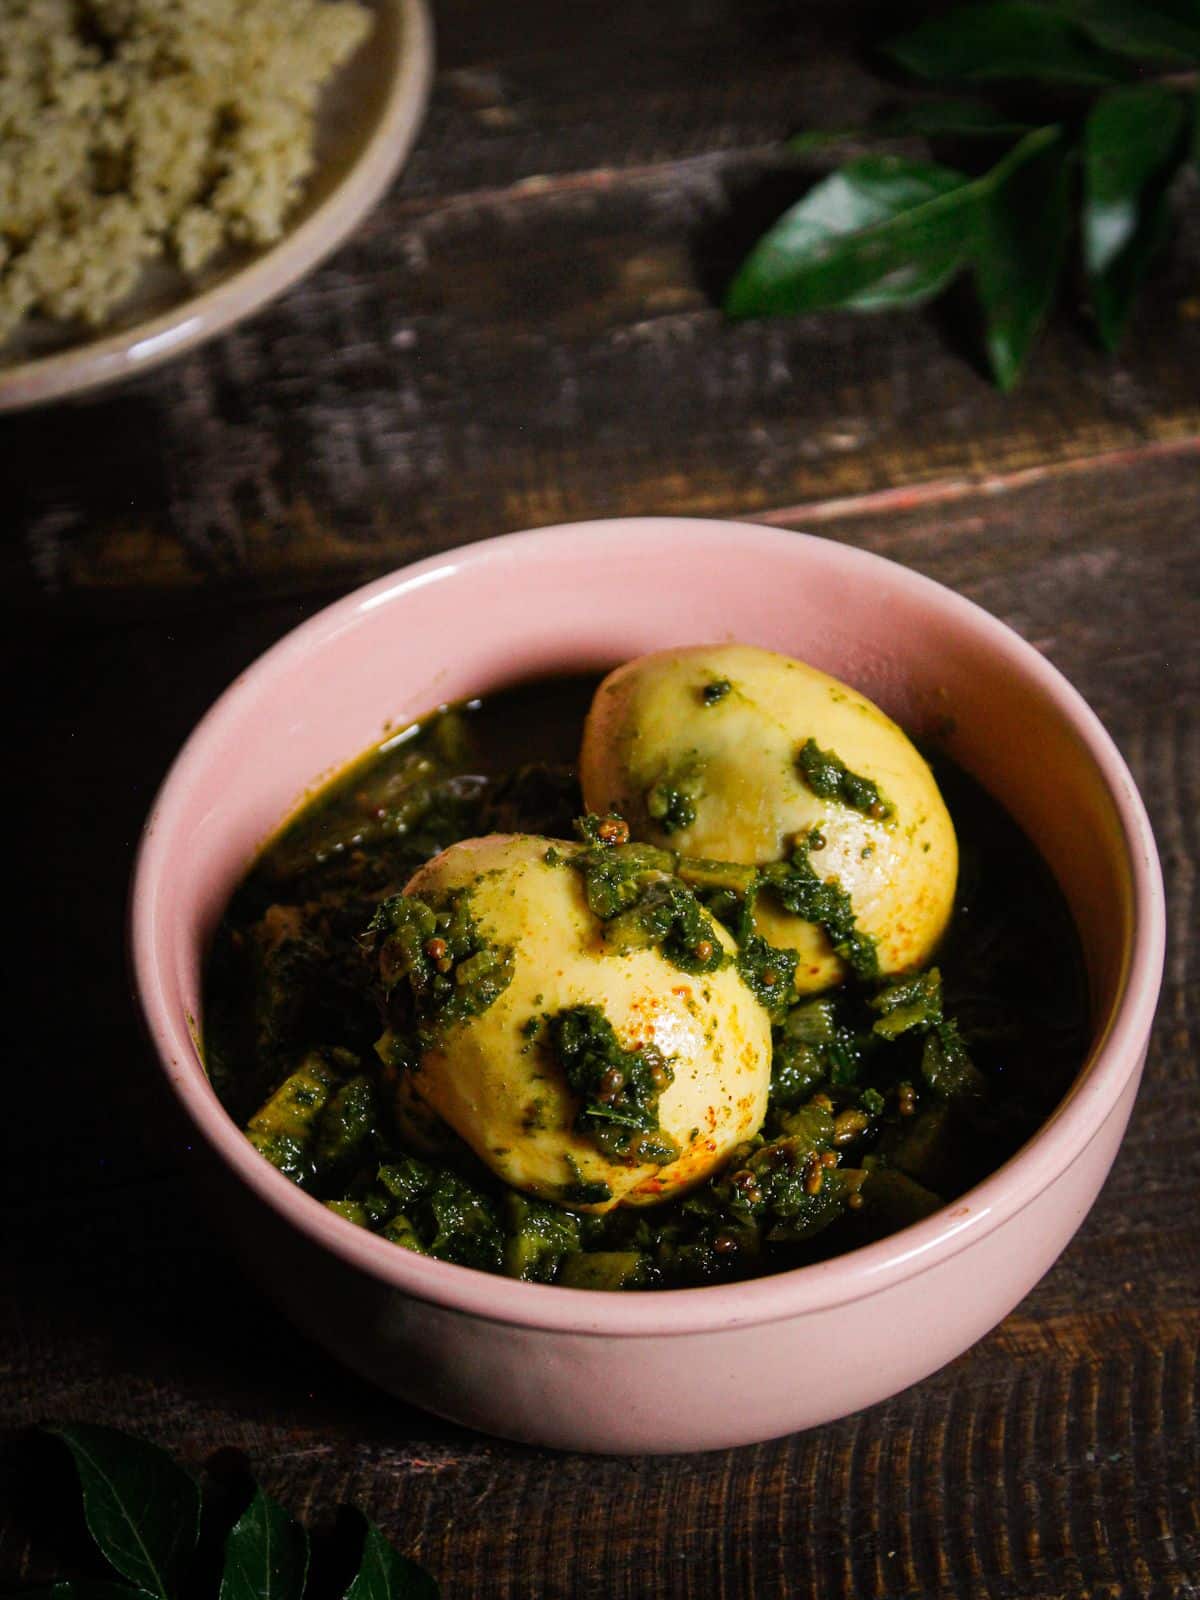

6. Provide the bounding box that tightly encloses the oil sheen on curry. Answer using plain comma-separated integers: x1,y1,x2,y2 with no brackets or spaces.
204,645,1088,1291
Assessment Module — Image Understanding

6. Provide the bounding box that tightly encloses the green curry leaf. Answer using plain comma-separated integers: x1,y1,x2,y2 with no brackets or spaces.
1083,85,1188,349
886,2,1131,85
971,127,1072,390
219,1487,309,1600
725,6,1198,388
48,1425,201,1600
24,1426,443,1600
725,156,976,317
1061,0,1200,64
345,1521,441,1600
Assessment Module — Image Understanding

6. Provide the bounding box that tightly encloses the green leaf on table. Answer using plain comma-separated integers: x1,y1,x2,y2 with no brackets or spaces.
875,98,1035,139
344,1521,440,1600
48,1425,201,1600
887,2,1131,85
1061,0,1200,65
725,156,976,318
219,1487,309,1600
971,127,1071,390
1083,85,1188,349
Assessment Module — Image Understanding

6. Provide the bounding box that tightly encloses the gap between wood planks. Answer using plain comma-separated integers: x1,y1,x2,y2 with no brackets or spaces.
21,427,1199,612
750,434,1200,530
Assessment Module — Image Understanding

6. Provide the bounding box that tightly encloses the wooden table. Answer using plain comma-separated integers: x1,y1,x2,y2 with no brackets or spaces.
4,3,1198,1594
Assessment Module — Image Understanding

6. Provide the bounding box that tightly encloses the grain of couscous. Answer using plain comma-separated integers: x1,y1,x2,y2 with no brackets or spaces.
0,0,373,343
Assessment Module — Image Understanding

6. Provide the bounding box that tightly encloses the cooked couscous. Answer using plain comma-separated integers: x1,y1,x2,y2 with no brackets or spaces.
0,0,372,342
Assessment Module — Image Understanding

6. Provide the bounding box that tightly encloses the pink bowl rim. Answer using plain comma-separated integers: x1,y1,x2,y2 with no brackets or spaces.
130,517,1166,1338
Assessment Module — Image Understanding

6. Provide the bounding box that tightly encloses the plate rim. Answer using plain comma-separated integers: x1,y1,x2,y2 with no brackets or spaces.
0,0,435,413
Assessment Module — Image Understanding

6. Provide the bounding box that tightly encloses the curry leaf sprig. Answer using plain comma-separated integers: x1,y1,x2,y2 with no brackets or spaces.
13,1424,439,1600
724,1,1200,388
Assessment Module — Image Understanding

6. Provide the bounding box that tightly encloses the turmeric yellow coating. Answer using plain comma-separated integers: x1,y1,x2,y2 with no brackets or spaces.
580,644,958,994
401,834,772,1212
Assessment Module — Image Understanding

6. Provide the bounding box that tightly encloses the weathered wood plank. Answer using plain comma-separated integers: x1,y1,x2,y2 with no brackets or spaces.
404,0,887,198
3,47,1199,611
5,1289,1197,1597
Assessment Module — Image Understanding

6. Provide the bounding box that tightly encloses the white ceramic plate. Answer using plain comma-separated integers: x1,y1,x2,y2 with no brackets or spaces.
0,0,434,413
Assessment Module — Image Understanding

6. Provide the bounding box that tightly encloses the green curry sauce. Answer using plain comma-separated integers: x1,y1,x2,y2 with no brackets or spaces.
204,675,1089,1291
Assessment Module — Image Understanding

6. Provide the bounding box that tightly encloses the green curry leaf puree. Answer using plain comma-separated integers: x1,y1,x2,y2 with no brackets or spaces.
643,755,704,835
753,833,880,982
367,886,515,1051
797,736,893,820
645,779,697,833
567,824,728,977
204,675,1088,1290
549,1005,680,1167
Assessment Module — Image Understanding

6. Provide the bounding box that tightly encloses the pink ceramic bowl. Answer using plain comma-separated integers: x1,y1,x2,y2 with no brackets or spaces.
130,518,1165,1454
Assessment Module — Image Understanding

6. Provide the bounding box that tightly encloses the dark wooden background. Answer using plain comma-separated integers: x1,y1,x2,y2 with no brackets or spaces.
3,2,1198,1595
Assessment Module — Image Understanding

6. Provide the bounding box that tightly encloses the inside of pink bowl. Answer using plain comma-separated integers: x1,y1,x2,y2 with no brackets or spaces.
135,520,1159,1299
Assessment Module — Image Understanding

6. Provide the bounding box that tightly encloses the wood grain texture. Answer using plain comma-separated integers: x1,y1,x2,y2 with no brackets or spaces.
4,1,1199,1594
2,0,1199,612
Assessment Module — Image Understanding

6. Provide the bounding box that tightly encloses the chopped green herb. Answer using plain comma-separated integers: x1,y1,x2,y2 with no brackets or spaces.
754,835,880,981
382,1212,428,1253
561,1154,615,1206
735,928,799,1020
870,967,944,1038
209,679,1087,1293
367,886,514,1048
769,1032,826,1108
314,1073,378,1178
783,996,838,1043
570,825,672,912
377,1154,502,1270
565,829,726,976
558,1249,649,1289
797,736,893,819
503,1192,582,1281
921,1019,987,1101
244,1050,340,1188
645,778,697,834
549,1005,680,1168
702,1106,865,1251
521,1096,549,1131
601,875,728,975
